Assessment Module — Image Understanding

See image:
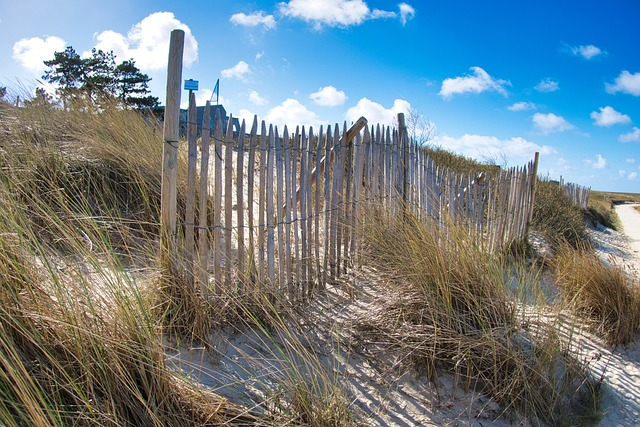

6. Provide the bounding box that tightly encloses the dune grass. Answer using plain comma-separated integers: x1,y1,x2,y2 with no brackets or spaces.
531,180,588,250
552,243,640,346
356,207,601,426
0,99,264,426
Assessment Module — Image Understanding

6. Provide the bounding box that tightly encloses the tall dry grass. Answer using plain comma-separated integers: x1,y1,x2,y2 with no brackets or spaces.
356,207,601,425
552,243,640,346
0,99,264,426
531,180,587,250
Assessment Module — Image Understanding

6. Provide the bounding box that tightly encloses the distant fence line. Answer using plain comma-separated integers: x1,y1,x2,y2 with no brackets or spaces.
559,176,590,209
160,88,540,300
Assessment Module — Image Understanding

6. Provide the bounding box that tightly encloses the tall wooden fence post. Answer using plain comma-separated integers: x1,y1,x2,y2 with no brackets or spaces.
525,151,539,236
160,29,184,272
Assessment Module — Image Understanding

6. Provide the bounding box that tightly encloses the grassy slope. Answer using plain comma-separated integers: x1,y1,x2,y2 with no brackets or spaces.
1,98,638,426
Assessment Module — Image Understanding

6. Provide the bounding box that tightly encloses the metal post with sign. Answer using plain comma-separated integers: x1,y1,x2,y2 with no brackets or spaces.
184,79,198,103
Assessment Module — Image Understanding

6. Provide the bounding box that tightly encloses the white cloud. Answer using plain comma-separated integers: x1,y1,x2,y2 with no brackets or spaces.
278,0,414,28
370,9,396,19
590,106,631,127
221,61,250,81
91,12,198,72
584,154,607,169
565,44,605,60
12,35,66,74
238,108,258,127
255,50,264,60
279,0,369,27
264,98,320,129
507,101,536,112
619,169,627,178
434,134,555,165
310,85,348,106
534,78,559,93
439,67,510,99
629,172,638,180
626,158,636,164
619,126,640,143
398,3,416,25
532,112,574,134
248,90,268,106
230,11,276,29
606,70,640,96
345,98,410,126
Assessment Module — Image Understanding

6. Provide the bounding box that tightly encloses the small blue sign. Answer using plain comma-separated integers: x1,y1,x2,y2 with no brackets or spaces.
184,79,199,91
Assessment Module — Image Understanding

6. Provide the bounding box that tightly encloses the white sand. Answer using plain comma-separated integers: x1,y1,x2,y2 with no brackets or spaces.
615,203,640,267
590,203,640,426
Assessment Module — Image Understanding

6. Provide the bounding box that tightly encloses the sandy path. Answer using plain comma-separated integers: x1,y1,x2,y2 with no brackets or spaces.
615,203,640,268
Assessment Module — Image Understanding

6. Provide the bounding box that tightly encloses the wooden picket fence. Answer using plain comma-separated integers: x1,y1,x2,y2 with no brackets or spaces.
161,91,539,299
559,176,590,209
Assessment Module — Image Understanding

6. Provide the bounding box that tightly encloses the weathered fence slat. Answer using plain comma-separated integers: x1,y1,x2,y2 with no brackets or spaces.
213,109,224,294
236,119,246,287
198,102,211,296
185,91,198,288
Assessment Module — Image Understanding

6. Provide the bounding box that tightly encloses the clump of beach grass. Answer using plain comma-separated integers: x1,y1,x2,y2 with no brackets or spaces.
356,206,601,426
531,180,588,250
552,242,640,346
0,96,263,426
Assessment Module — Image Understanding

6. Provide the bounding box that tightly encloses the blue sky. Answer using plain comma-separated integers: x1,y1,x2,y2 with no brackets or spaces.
1,0,639,192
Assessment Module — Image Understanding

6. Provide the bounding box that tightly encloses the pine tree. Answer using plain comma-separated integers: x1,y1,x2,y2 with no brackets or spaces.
114,60,159,109
42,46,158,110
42,46,84,109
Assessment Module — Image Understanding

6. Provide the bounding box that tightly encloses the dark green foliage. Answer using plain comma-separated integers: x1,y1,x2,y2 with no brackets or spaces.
42,45,157,110
114,60,159,109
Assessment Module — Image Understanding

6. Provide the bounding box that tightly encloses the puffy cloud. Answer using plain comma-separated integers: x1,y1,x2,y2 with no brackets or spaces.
564,44,605,60
398,3,416,25
279,0,370,27
590,106,631,127
248,90,268,106
221,61,250,81
532,112,574,134
12,35,66,74
534,78,559,93
439,67,510,99
606,70,640,96
237,108,258,127
345,98,410,126
507,102,536,112
433,134,555,165
278,0,414,28
629,172,638,180
584,154,607,169
619,126,640,143
264,98,320,129
91,12,198,72
310,85,348,106
230,11,276,29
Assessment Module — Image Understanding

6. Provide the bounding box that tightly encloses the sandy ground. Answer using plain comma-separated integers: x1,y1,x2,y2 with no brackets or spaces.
588,203,640,426
615,203,640,267
165,205,640,426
